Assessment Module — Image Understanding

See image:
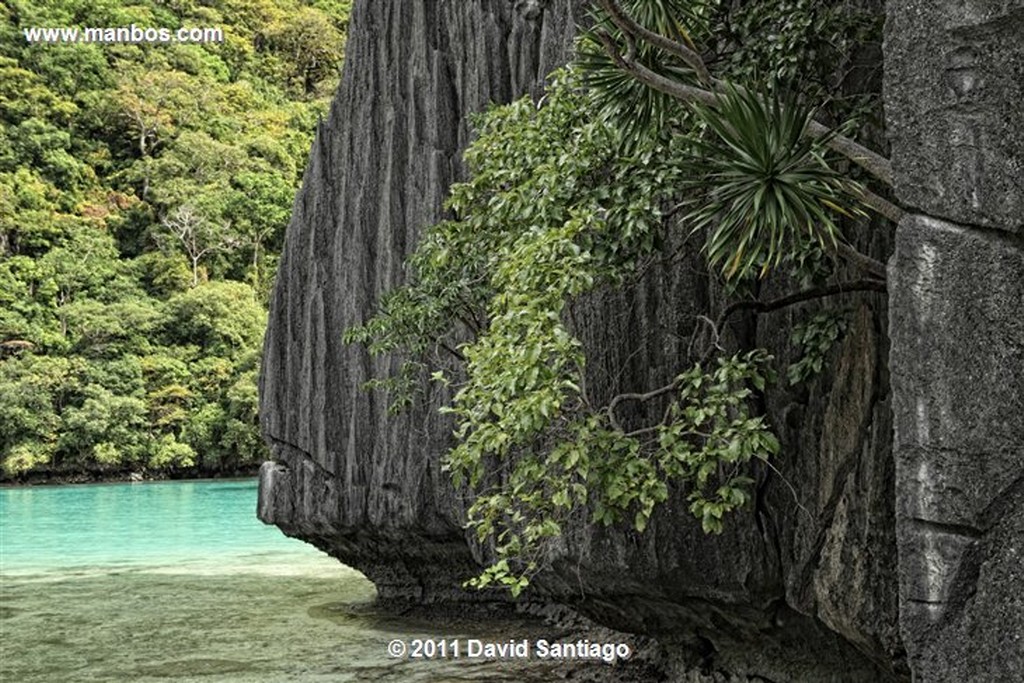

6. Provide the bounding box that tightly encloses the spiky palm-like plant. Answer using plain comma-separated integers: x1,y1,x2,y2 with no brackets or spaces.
576,0,892,281
577,0,712,144
685,85,864,281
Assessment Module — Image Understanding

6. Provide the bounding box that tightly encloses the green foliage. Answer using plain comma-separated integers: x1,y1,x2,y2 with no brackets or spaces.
577,0,710,144
576,1,878,288
149,434,196,469
0,278,268,475
716,0,883,118
263,7,345,96
347,69,782,592
0,354,69,475
348,0,886,591
787,309,849,385
0,0,352,477
579,0,882,140
346,68,686,408
165,281,266,354
463,351,779,591
684,85,863,281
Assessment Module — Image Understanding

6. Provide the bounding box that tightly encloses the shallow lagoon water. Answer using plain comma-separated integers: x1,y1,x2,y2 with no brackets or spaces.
0,479,609,682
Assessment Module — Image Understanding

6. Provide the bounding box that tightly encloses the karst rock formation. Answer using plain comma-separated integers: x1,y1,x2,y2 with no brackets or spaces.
258,1,1023,679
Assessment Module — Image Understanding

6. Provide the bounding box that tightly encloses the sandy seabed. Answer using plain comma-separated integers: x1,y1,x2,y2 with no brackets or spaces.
0,556,609,682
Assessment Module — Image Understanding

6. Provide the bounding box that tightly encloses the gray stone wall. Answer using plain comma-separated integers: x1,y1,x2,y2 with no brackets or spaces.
258,0,582,598
256,0,1024,679
885,1,1024,231
885,1,1024,679
259,0,907,678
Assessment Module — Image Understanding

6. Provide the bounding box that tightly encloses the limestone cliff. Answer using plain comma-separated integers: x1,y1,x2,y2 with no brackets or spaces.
259,0,1022,680
259,0,582,595
885,2,1024,680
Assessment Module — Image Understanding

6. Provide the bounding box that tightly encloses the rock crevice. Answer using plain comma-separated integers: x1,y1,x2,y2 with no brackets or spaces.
886,1,1024,677
258,0,1021,679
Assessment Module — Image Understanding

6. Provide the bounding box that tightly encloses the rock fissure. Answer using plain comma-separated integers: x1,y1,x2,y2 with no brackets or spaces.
257,0,1021,679
907,517,983,540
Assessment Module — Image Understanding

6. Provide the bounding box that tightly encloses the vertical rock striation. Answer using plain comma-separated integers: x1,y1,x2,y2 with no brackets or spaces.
251,0,1024,679
259,0,582,599
886,1,1024,679
539,238,904,679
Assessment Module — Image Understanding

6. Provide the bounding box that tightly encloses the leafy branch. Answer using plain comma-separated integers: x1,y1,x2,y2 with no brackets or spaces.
346,2,899,594
607,278,884,433
590,0,897,192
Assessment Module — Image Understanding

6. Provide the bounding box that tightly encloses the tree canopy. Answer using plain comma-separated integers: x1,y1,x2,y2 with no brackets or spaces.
0,0,352,478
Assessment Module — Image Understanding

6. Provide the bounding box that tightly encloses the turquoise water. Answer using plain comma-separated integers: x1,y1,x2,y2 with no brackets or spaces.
0,479,624,682
1,479,335,574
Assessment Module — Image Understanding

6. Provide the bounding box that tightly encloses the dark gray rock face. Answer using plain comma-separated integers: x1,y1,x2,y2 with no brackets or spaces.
530,237,904,680
259,0,582,599
885,0,1024,232
259,0,922,680
887,201,1024,679
886,1,1024,679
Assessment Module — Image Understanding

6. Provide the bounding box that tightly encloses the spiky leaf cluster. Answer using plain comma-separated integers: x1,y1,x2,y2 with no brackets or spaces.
347,69,783,595
685,85,863,281
577,0,716,145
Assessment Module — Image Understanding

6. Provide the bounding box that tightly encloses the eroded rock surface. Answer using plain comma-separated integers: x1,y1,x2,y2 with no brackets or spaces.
885,0,1024,231
888,211,1024,681
259,0,1018,679
260,0,581,600
260,0,903,679
886,1,1024,678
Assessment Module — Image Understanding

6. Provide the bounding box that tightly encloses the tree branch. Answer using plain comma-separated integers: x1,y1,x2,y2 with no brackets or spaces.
717,278,887,327
606,279,887,432
592,5,895,188
438,340,465,362
597,0,712,86
595,29,717,105
805,121,893,187
594,28,897,277
607,380,679,432
847,183,904,224
834,241,888,279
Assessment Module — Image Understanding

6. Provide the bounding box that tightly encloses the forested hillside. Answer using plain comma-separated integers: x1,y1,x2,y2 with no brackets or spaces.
0,0,351,478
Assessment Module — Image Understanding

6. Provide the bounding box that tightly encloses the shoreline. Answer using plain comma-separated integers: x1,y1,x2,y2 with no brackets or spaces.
0,463,263,487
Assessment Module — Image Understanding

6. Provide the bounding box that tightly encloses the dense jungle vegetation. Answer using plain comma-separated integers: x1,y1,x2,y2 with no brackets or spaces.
0,0,351,478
